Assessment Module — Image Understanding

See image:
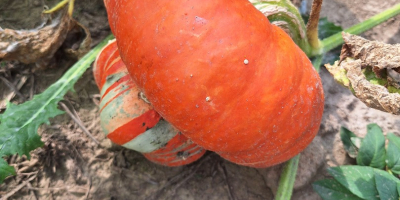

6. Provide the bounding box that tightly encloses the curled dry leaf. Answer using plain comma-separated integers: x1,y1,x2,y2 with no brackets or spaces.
0,8,91,69
326,32,400,115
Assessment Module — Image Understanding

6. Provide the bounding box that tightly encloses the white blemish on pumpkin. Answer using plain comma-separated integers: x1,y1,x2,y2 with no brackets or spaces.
205,97,211,102
190,74,193,78
244,59,249,65
196,104,199,108
307,87,314,94
273,125,278,133
195,16,207,25
139,92,151,104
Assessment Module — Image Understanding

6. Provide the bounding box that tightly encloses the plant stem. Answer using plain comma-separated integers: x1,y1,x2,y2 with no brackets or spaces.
320,3,400,54
312,55,323,72
275,154,300,200
306,0,323,50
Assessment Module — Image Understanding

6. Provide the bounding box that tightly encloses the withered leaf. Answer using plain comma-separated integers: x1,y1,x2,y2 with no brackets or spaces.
0,8,91,68
326,33,400,115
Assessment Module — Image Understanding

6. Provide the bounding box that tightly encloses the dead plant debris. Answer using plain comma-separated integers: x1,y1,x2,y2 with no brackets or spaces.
0,8,91,69
326,32,400,115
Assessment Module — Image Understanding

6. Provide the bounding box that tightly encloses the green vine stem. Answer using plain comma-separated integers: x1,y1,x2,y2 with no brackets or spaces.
320,3,400,54
275,154,300,200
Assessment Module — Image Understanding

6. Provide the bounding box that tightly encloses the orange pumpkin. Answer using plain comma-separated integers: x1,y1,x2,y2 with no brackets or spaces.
93,40,205,166
104,0,324,167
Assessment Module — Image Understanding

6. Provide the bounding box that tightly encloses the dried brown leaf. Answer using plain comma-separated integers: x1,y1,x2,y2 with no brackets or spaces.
341,32,400,70
0,8,91,68
326,32,400,115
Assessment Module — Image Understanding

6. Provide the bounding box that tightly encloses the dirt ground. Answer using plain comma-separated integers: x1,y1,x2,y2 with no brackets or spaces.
1,0,400,199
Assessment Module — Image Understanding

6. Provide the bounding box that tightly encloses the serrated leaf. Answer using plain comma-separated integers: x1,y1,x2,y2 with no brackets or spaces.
356,124,386,169
387,133,400,174
340,126,360,158
0,159,15,184
374,168,400,200
313,179,363,200
0,34,114,183
328,166,379,200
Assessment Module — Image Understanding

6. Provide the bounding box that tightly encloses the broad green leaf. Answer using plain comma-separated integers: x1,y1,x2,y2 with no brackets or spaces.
356,124,386,169
0,34,114,183
350,137,363,149
313,179,362,200
340,127,360,158
397,182,400,197
0,159,15,183
387,133,400,174
374,169,400,200
328,166,379,200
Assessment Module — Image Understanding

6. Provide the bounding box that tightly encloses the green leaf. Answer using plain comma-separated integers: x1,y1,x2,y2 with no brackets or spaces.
0,34,115,183
356,124,386,169
318,17,343,39
387,133,400,174
313,179,363,200
328,166,379,200
397,182,400,197
318,17,343,64
350,137,363,149
374,168,400,200
0,159,15,184
340,127,360,158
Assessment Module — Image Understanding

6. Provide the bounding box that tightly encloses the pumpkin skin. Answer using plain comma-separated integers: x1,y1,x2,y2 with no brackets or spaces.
93,40,206,166
104,0,324,167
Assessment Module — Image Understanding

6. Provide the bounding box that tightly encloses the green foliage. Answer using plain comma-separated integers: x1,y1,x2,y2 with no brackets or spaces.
314,166,400,200
314,124,400,200
317,17,343,39
340,127,360,158
0,159,15,183
328,166,379,200
356,124,386,169
313,179,362,200
387,133,400,174
374,169,400,200
0,34,114,184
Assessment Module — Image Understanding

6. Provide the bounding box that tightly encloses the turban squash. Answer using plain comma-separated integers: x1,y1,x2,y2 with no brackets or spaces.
103,0,324,167
93,40,205,166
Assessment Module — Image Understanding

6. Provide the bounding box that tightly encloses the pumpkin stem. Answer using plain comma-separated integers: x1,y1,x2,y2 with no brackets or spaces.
306,0,323,51
250,0,313,56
